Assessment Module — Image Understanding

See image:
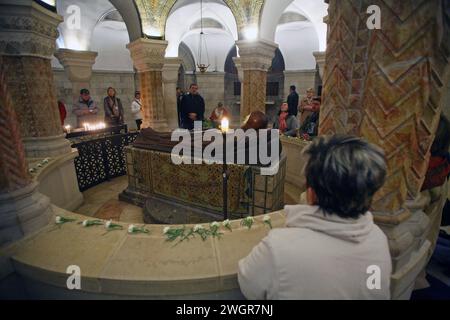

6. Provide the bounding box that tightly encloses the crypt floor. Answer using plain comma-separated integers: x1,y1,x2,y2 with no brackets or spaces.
74,176,302,224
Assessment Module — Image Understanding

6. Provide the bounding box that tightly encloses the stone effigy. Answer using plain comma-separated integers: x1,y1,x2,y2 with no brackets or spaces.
120,128,286,224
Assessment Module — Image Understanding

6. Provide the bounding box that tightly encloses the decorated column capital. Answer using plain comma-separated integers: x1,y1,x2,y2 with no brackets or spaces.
54,48,98,83
313,51,326,79
127,38,168,72
236,39,278,71
0,0,62,59
162,57,182,83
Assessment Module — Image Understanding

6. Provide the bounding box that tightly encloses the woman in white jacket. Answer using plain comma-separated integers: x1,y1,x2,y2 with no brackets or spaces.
238,135,392,300
130,91,143,130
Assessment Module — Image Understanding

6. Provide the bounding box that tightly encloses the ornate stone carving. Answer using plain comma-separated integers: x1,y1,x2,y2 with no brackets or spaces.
236,40,277,71
320,0,450,299
134,0,176,36
223,0,264,33
236,40,277,121
127,38,168,72
0,56,30,193
0,0,62,59
54,49,98,83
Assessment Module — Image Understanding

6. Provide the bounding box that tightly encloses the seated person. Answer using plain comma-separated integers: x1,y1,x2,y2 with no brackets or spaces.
238,135,392,299
209,102,231,128
299,97,321,139
273,103,299,137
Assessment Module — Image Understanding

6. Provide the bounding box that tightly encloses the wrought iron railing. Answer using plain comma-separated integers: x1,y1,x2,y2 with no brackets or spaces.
71,132,139,191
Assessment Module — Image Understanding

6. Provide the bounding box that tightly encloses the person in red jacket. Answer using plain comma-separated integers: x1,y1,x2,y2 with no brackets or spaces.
57,100,67,126
422,115,450,191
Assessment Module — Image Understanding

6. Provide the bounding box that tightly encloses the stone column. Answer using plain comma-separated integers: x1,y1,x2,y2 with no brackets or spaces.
0,0,71,158
236,40,277,121
196,72,226,118
54,49,98,125
127,38,169,131
313,51,326,80
320,0,449,299
0,56,52,246
162,58,182,130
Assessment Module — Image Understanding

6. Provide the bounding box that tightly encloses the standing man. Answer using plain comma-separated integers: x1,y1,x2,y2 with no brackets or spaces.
130,91,143,130
72,88,99,128
176,87,184,128
180,83,205,130
287,85,299,117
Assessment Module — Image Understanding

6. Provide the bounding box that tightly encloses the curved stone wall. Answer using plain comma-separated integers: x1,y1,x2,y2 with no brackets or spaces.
2,207,285,299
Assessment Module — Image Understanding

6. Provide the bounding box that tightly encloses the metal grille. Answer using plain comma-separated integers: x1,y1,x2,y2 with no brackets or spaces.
72,132,139,191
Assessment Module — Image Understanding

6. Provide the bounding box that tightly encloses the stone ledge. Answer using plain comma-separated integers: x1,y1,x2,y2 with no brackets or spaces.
0,206,284,298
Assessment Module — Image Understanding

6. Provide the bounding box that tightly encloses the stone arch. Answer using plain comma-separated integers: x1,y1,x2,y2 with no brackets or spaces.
259,0,328,51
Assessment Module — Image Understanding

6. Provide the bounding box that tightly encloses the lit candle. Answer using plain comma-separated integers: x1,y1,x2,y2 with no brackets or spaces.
221,117,229,133
64,125,71,133
83,123,88,131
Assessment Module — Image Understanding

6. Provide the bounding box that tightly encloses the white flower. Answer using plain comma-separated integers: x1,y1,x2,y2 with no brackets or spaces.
128,224,135,233
193,224,203,232
211,221,220,228
222,219,231,226
163,226,170,234
82,220,88,227
105,220,112,229
55,216,62,224
43,158,49,164
263,215,271,222
246,216,254,222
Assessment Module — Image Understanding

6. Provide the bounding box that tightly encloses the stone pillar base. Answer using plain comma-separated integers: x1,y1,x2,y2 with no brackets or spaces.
0,182,52,247
22,134,71,158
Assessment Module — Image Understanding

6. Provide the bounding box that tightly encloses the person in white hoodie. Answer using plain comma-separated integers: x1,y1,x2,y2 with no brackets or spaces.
238,135,392,300
130,91,143,130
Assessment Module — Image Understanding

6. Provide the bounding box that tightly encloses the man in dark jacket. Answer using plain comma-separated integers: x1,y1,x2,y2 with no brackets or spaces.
287,85,299,117
180,83,205,130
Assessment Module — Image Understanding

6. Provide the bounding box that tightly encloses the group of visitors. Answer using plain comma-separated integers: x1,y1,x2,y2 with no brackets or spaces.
177,83,232,130
58,88,143,130
273,86,321,139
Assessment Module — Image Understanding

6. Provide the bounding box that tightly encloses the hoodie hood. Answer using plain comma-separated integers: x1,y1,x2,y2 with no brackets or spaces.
284,205,375,243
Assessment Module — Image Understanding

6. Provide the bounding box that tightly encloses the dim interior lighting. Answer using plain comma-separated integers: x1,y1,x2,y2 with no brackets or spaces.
83,122,106,132
243,26,258,41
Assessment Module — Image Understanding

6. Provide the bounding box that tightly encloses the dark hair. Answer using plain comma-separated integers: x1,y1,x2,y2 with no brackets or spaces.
430,115,450,157
290,85,296,91
190,83,198,88
304,135,387,219
107,87,116,95
80,88,89,95
134,91,140,96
